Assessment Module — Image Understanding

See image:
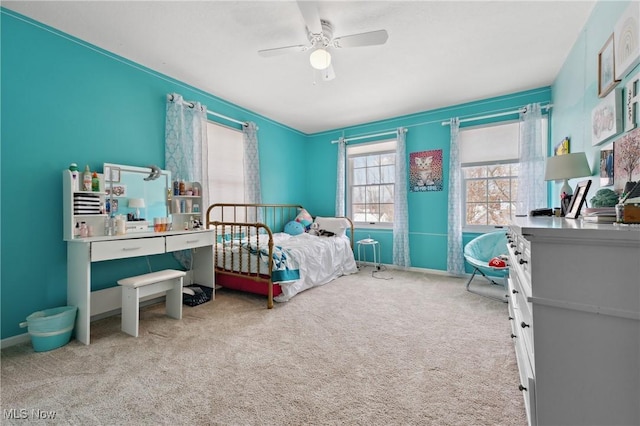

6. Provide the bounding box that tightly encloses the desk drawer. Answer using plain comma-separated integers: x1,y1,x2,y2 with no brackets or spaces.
91,238,165,261
166,232,214,251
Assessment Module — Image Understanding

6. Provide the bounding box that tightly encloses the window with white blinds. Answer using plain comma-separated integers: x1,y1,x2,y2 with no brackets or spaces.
206,121,244,205
459,119,547,229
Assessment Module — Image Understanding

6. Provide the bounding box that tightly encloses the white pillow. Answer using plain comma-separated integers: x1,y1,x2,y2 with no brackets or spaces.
313,216,348,237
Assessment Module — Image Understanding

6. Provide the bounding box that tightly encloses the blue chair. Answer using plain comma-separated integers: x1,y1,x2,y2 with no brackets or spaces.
463,231,509,300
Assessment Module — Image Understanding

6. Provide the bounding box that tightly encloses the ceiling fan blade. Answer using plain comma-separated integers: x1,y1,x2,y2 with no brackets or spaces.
321,64,336,81
297,0,322,34
258,44,308,57
333,29,389,48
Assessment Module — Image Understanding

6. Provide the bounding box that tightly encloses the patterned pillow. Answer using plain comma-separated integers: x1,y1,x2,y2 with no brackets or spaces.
295,208,313,229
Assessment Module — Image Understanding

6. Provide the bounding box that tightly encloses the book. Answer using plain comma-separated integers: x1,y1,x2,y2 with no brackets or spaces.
583,213,616,223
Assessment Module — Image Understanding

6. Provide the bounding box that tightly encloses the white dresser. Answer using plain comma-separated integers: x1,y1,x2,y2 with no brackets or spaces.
507,217,640,426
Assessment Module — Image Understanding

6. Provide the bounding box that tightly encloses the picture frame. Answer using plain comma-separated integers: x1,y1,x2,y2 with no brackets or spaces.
103,165,121,183
614,1,640,81
598,34,619,98
554,137,570,156
592,88,622,146
105,184,127,197
565,180,592,219
599,143,614,187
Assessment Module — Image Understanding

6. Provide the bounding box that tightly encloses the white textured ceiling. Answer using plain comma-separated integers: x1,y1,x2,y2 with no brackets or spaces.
3,1,595,134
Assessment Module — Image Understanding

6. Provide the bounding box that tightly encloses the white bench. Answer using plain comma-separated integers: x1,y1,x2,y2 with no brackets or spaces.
117,269,186,337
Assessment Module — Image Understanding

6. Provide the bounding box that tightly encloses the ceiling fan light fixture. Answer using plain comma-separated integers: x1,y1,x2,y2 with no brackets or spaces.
309,48,331,70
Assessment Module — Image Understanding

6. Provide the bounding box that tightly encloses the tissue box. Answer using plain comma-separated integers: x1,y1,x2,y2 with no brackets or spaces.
126,221,150,233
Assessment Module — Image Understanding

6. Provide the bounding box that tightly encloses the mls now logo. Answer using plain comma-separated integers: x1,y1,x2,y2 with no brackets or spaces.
3,409,28,420
3,408,57,420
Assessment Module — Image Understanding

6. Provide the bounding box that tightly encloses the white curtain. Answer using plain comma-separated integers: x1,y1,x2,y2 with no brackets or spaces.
447,118,464,276
516,103,546,216
335,137,346,216
393,128,411,267
165,93,208,268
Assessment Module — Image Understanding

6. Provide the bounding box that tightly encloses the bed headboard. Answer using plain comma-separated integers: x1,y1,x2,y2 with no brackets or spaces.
206,203,303,233
205,203,354,248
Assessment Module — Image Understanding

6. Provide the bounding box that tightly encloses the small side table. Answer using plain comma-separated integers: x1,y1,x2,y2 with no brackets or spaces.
357,239,381,269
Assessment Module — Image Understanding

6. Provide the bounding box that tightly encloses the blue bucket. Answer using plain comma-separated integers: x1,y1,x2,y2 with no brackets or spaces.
19,306,77,352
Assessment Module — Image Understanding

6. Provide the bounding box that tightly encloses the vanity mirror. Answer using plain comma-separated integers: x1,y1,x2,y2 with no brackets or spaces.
103,163,170,224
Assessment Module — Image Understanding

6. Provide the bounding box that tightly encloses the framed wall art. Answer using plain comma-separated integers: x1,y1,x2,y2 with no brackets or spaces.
614,1,640,81
599,143,614,187
409,149,443,192
598,34,620,98
614,126,640,192
592,88,622,146
554,137,570,156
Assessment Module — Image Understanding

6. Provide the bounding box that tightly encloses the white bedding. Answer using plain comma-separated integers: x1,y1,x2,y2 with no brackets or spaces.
215,232,357,302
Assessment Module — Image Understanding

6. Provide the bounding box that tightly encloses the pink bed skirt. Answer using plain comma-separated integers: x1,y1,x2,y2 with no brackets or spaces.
215,272,283,297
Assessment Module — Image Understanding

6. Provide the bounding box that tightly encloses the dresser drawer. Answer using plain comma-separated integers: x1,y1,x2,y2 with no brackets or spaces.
91,237,165,261
514,327,537,426
166,232,214,251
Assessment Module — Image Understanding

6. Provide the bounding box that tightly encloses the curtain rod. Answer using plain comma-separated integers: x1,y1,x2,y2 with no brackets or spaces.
331,128,407,144
440,104,552,126
168,94,247,127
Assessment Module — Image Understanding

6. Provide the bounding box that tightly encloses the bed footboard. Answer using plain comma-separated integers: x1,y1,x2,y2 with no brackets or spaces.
206,204,304,308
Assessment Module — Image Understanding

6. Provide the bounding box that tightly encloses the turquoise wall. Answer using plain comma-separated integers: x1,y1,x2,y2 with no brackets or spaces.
552,1,634,200
2,1,622,341
304,88,551,269
0,10,306,339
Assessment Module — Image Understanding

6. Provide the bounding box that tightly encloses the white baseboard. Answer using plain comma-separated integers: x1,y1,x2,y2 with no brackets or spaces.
1,293,168,349
1,333,31,349
358,261,455,277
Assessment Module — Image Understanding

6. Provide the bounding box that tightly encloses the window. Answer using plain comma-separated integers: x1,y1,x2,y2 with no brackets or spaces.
206,121,244,204
460,119,547,229
347,140,396,227
463,163,519,226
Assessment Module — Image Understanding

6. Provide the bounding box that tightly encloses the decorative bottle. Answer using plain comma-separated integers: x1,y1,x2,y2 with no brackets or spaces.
83,165,92,191
69,163,79,191
91,172,100,192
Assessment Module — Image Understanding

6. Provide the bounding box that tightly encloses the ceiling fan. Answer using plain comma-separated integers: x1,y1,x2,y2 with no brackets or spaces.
258,1,389,81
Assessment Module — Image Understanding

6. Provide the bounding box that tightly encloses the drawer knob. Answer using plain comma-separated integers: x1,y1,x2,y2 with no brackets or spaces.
514,250,521,255
510,333,517,339
521,322,530,329
508,316,514,321
519,384,528,392
519,259,528,265
512,289,518,294
510,244,516,248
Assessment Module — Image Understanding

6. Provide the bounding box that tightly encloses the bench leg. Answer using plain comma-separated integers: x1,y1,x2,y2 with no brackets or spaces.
165,278,183,320
121,287,140,337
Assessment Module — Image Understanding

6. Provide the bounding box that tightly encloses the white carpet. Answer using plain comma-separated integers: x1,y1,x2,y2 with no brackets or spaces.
1,269,525,425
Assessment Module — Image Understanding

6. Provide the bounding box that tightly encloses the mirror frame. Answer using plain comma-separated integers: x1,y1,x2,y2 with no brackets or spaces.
103,163,171,219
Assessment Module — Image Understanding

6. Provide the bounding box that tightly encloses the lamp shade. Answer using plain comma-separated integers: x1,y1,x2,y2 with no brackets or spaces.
128,198,145,208
309,48,331,70
544,152,591,182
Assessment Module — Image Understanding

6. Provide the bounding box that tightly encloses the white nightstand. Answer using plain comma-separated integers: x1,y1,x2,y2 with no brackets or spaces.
357,239,381,269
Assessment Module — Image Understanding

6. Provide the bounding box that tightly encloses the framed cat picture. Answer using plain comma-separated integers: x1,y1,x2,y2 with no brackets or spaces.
409,149,443,192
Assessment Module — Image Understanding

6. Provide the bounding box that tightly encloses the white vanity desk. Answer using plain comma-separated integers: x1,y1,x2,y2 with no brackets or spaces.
67,229,214,345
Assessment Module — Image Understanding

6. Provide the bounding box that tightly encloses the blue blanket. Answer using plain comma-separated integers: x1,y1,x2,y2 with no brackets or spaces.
243,241,300,283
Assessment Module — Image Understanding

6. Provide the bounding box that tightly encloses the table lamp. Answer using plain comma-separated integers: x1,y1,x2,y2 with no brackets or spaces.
544,152,591,215
128,198,145,220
